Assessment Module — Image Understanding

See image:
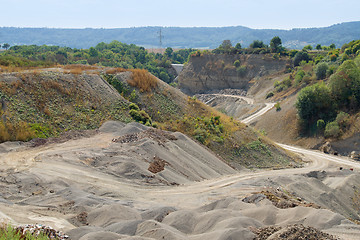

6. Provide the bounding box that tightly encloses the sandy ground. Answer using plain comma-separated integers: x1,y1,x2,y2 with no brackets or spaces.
1,68,359,239
0,115,360,238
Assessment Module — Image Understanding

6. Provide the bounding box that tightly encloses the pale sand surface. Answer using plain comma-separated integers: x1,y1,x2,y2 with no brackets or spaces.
0,121,360,239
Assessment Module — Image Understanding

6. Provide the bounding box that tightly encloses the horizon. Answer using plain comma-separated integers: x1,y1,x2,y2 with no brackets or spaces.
1,20,358,31
1,0,359,30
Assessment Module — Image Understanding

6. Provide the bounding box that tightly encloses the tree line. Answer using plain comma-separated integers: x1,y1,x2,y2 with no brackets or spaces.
0,41,194,83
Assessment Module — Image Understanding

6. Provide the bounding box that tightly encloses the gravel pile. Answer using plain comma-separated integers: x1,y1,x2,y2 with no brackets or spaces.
253,224,339,240
16,224,69,239
113,128,177,146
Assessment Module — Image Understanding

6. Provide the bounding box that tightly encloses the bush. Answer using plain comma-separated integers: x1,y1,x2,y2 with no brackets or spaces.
294,70,305,85
129,109,152,125
329,60,360,109
275,102,281,111
128,103,140,111
236,65,247,77
293,51,310,66
233,60,241,68
316,119,325,133
193,128,208,144
315,63,328,80
336,112,350,130
324,121,341,138
295,82,335,131
266,92,274,99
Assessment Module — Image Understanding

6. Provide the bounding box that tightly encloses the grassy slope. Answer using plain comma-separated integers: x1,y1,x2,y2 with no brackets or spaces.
0,67,298,169
0,70,131,141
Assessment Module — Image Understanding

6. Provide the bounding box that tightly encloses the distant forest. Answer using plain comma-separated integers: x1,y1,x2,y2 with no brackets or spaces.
0,21,359,49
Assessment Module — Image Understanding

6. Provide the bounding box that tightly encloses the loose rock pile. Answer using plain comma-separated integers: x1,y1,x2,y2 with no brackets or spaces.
252,224,339,240
113,128,177,147
16,224,69,239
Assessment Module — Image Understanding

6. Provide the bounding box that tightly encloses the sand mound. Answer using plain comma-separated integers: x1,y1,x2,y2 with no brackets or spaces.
87,204,141,227
78,231,124,240
135,220,187,239
105,220,144,235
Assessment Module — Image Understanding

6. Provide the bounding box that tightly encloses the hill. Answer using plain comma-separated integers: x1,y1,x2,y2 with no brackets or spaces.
1,21,360,49
0,67,297,169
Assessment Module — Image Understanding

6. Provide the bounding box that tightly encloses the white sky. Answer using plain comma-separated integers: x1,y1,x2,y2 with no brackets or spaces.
1,0,359,29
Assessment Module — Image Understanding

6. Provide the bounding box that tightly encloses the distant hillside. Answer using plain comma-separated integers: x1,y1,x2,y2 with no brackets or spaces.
1,21,359,49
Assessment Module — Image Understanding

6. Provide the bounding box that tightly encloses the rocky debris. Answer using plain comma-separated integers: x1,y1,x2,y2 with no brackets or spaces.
319,142,336,155
246,189,321,209
76,211,89,226
350,151,360,161
215,88,247,96
252,224,339,240
242,193,266,204
15,224,69,239
305,170,327,180
148,155,168,174
113,128,177,147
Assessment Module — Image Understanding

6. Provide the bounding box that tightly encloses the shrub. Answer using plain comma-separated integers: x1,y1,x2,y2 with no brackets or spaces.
275,102,281,111
236,65,247,77
193,128,208,144
129,109,152,125
233,60,241,68
330,54,337,62
0,224,48,240
296,82,335,131
315,63,328,80
336,111,350,130
266,92,274,99
294,70,305,85
293,51,310,66
324,121,341,138
128,103,140,111
316,119,325,133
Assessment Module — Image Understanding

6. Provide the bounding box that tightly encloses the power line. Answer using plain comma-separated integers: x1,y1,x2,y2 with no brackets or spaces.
157,27,163,49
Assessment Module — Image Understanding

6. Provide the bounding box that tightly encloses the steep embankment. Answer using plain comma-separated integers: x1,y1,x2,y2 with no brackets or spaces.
107,70,298,169
177,54,290,95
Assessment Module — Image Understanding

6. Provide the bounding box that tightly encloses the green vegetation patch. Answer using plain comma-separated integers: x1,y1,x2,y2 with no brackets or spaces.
0,72,131,142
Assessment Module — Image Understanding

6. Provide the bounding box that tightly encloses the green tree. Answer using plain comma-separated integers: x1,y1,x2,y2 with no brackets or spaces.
250,40,265,49
329,43,336,49
296,82,335,130
164,47,173,58
316,44,322,50
315,62,328,80
293,51,310,66
329,60,360,109
270,36,282,53
2,43,10,50
235,43,242,50
303,45,313,51
220,40,232,49
89,47,99,57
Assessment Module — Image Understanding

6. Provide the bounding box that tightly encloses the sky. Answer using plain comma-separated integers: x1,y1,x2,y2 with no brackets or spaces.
1,0,359,29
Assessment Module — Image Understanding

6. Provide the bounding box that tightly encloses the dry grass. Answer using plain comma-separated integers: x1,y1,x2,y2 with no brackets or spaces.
63,64,98,70
105,68,127,74
0,121,35,142
128,69,158,92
